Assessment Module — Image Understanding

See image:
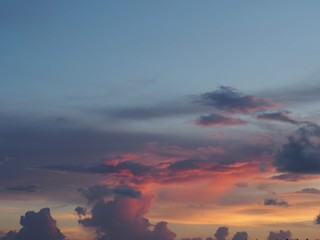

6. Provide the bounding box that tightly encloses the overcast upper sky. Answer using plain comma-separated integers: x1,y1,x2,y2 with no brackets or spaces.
1,1,320,240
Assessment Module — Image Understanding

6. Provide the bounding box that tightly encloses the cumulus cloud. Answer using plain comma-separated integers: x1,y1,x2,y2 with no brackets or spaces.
198,86,275,113
214,227,229,240
195,113,246,127
257,111,298,124
232,231,249,240
264,198,288,207
77,195,176,240
0,208,65,240
274,123,320,174
5,185,39,193
267,230,292,240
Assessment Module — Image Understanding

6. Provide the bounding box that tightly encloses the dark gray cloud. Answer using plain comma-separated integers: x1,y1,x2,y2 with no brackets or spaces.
0,208,65,240
78,184,141,203
273,123,320,174
74,206,87,219
198,86,275,113
257,111,298,124
5,185,39,193
295,188,320,194
195,113,246,127
214,227,229,240
267,230,292,240
232,231,248,240
77,195,176,240
264,198,288,207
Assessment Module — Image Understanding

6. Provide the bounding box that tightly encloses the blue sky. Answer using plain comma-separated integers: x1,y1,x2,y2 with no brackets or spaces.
2,1,320,240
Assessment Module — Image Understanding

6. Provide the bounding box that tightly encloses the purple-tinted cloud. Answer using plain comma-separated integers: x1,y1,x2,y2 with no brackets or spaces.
232,231,249,240
257,111,298,124
195,113,246,127
214,227,229,240
0,208,65,240
77,195,176,240
295,188,320,194
315,213,320,224
274,123,320,174
78,184,141,203
198,86,276,113
74,206,87,219
264,198,288,207
267,230,292,240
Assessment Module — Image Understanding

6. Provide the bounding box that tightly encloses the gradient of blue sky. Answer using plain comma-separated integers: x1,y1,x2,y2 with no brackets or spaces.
2,1,320,240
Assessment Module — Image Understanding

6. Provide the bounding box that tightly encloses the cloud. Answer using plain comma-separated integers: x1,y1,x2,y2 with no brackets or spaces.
5,185,39,193
295,188,320,194
214,227,229,240
232,232,249,240
0,231,16,240
198,86,276,113
315,213,320,224
195,113,246,127
74,206,87,219
270,173,318,182
264,198,288,207
257,111,298,124
77,194,176,240
267,230,292,240
0,208,65,240
78,184,141,203
273,123,320,174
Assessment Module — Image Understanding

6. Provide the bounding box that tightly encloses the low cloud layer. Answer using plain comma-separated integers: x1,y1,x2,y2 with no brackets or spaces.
267,230,292,240
0,208,65,240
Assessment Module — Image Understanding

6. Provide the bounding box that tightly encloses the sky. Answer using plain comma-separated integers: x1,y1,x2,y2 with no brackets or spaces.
1,1,320,240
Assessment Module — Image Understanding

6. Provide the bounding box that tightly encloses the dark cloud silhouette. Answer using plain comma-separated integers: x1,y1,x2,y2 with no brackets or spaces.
77,195,176,240
214,227,229,240
267,230,292,240
74,206,87,219
264,198,288,207
315,213,320,224
274,123,320,174
5,185,39,193
78,184,141,203
295,188,320,194
0,231,16,240
195,113,246,127
232,231,248,240
257,111,298,124
0,208,65,240
198,86,275,113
